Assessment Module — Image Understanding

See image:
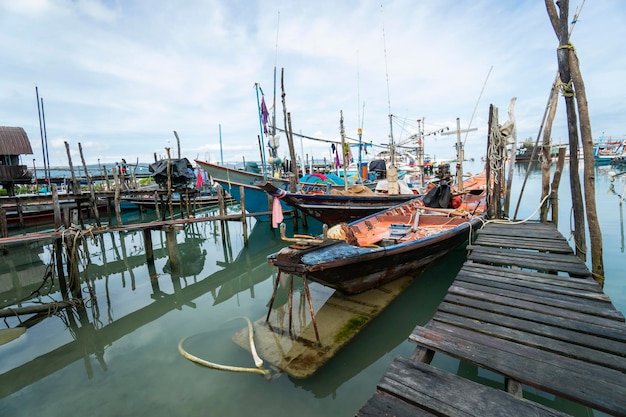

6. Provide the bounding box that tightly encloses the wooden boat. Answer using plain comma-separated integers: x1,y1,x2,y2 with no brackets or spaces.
195,160,292,222
1,198,106,229
258,180,418,225
195,160,378,222
267,186,487,295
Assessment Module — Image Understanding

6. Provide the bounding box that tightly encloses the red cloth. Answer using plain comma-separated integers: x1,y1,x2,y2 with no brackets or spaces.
272,197,284,228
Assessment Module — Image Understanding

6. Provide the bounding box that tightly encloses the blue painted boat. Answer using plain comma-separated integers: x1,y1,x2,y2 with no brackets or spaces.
195,160,292,222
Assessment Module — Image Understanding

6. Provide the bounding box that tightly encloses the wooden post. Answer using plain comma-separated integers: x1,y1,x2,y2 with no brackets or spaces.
570,43,605,285
541,84,560,222
166,147,174,220
65,229,82,299
79,142,101,226
173,131,181,159
153,191,161,220
545,0,586,261
503,98,517,218
551,147,566,227
239,185,248,245
0,207,7,238
16,198,24,228
113,167,123,226
64,141,80,195
103,165,110,191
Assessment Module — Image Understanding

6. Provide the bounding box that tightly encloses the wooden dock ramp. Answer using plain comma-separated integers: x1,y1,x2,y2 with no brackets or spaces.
358,221,626,417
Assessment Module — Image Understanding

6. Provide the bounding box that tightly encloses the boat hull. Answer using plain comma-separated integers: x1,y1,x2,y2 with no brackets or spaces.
268,214,483,295
195,160,291,221
259,181,418,225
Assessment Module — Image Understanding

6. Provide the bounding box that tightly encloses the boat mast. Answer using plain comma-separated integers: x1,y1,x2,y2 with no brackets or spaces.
255,83,268,178
340,111,348,191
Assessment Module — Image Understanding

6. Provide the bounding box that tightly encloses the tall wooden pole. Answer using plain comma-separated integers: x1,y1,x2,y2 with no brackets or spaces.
545,0,587,262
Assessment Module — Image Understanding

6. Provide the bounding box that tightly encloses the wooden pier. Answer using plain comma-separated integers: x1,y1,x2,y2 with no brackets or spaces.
358,221,626,417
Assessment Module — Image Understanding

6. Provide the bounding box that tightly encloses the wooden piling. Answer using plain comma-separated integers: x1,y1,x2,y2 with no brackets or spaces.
79,142,101,227
551,147,566,226
165,148,174,220
163,225,179,273
239,185,248,245
16,198,24,228
112,167,123,226
0,207,7,238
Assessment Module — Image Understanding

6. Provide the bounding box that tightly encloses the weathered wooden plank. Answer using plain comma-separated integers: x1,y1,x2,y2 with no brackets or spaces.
357,389,437,417
409,325,626,416
475,223,562,239
446,285,626,327
467,247,591,277
458,266,608,303
432,310,626,370
460,262,601,292
371,357,572,417
451,279,623,321
455,272,614,310
470,236,573,253
437,301,626,354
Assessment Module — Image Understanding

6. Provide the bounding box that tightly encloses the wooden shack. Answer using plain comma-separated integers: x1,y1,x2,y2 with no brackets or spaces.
0,126,33,196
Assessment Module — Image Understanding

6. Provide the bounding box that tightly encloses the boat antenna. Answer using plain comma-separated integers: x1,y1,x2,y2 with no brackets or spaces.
357,50,363,181
463,65,493,146
272,12,280,137
381,4,395,165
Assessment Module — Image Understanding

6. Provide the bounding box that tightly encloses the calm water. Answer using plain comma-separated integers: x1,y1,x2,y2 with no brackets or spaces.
1,161,624,417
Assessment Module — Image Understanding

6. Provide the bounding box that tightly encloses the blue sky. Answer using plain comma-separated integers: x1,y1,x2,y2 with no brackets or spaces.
1,0,624,168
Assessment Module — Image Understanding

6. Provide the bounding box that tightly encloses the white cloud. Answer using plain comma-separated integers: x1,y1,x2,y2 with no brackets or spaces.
1,0,625,167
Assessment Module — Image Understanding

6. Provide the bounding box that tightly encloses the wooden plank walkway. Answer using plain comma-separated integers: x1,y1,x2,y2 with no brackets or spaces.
358,221,626,417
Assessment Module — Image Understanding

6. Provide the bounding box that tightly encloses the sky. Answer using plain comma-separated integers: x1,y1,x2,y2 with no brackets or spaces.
1,0,625,169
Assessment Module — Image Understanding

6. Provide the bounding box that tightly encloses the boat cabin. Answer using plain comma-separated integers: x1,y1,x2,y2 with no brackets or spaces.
0,126,33,196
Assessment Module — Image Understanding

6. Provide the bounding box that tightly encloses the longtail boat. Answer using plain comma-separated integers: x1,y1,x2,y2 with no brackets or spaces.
267,180,487,295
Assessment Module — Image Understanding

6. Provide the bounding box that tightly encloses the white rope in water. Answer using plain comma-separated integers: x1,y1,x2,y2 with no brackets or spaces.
178,316,274,379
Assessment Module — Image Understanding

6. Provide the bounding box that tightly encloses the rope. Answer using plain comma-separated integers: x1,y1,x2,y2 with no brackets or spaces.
178,317,275,379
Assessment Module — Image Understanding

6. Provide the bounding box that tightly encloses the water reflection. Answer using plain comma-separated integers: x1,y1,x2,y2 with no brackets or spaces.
0,218,320,403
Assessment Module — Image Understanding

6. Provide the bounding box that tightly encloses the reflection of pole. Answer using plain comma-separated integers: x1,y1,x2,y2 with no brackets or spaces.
619,197,626,253
164,225,180,273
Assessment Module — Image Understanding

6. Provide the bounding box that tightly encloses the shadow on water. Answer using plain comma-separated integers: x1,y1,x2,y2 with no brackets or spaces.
291,246,468,398
0,216,321,400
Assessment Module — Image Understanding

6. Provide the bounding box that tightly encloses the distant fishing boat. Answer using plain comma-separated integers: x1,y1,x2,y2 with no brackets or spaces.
257,180,418,225
594,139,626,166
267,178,487,295
1,197,106,229
195,160,292,222
195,160,376,222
